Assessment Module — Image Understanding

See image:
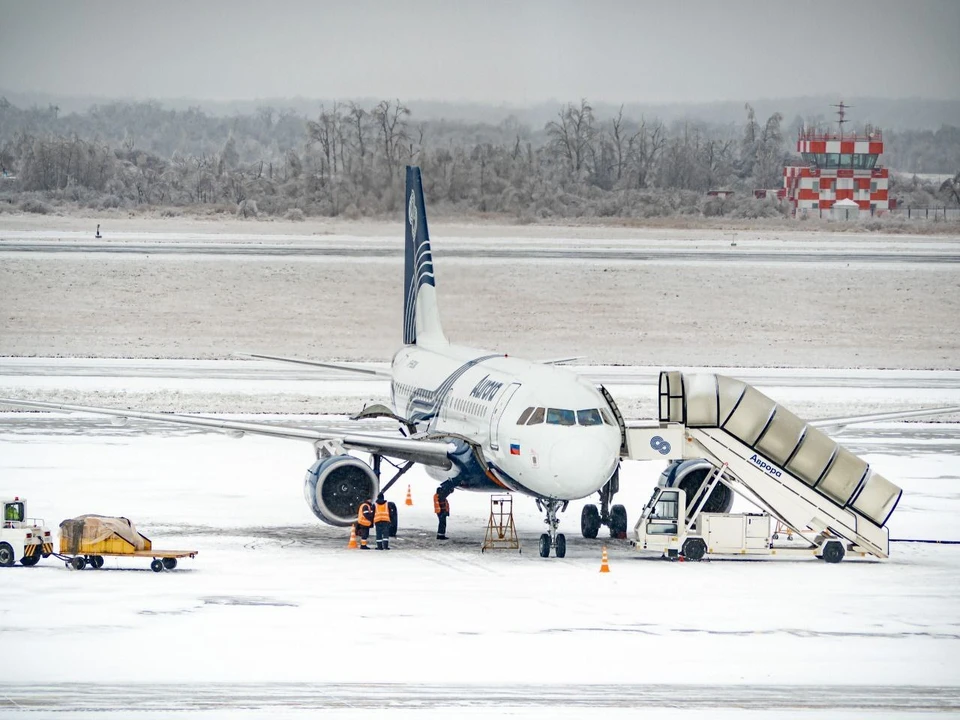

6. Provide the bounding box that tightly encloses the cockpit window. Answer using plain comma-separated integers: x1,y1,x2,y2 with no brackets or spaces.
546,408,576,426
577,409,603,426
600,408,614,425
527,407,545,425
516,407,534,425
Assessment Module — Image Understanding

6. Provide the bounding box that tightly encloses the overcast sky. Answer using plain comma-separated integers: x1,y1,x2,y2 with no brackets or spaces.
1,0,958,105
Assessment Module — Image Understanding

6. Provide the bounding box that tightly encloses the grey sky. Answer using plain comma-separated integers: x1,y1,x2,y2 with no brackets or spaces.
1,0,958,104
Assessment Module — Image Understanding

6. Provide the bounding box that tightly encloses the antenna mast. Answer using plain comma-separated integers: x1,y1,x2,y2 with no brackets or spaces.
831,101,852,138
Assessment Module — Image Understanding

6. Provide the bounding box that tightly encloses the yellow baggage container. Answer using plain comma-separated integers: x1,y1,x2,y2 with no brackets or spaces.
59,515,151,556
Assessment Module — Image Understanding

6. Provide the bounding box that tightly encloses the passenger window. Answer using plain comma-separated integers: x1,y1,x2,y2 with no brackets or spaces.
546,408,576,426
577,409,603,426
599,408,614,425
527,407,545,425
517,407,534,424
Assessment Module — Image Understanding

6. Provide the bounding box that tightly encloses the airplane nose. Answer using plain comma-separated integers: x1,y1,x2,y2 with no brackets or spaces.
549,437,615,499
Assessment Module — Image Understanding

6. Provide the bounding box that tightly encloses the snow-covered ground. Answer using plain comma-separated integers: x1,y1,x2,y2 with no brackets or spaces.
1,227,959,368
1,222,959,716
1,366,959,717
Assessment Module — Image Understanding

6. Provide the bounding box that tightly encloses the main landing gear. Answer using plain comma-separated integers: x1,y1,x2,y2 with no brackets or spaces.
537,498,568,558
580,469,629,540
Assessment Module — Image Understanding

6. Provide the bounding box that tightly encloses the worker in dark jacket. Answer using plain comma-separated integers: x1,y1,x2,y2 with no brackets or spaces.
356,498,374,549
373,493,392,550
434,486,451,540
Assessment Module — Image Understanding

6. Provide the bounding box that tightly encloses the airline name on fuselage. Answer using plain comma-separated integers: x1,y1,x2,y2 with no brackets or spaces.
470,375,503,402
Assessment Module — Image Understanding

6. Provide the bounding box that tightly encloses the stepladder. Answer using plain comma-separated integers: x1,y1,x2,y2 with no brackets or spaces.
482,494,521,553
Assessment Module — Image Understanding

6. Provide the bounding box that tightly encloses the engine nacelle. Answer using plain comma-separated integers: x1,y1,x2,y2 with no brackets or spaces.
303,455,379,526
658,459,734,515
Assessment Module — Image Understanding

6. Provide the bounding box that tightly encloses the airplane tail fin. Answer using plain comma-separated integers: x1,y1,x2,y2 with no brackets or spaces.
403,166,447,347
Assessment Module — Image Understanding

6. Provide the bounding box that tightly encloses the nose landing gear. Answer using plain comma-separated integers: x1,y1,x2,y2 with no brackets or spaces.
536,498,568,558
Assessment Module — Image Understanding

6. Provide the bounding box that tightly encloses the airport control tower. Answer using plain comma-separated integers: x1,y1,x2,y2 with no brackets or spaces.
783,102,889,217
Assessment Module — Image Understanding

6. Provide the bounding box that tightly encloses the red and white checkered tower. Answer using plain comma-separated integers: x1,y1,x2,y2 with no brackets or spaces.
783,102,889,215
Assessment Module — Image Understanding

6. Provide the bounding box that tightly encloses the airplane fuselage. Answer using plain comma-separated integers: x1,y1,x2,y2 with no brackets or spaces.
391,343,621,501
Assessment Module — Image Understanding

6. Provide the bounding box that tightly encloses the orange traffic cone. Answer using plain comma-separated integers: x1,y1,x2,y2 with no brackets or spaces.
347,526,358,549
599,546,610,573
405,484,413,506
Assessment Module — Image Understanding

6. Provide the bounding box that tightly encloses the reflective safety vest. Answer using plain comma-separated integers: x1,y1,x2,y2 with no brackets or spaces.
374,501,391,524
357,502,373,527
433,493,450,515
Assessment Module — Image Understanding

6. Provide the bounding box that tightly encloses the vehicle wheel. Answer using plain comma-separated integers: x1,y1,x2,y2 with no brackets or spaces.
0,542,15,567
20,552,41,567
821,540,845,564
162,558,178,570
555,533,567,558
682,537,707,561
91,556,105,569
71,556,86,571
150,559,164,572
609,504,628,539
388,501,399,538
580,505,600,539
538,533,551,558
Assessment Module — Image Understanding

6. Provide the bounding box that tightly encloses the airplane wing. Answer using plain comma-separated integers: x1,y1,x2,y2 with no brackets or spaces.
0,398,454,468
538,356,586,365
236,352,391,378
809,406,960,431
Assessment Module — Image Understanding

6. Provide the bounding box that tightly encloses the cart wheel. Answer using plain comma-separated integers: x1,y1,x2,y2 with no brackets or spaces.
71,556,86,571
772,533,779,540
162,558,177,570
150,559,164,573
91,556,105,569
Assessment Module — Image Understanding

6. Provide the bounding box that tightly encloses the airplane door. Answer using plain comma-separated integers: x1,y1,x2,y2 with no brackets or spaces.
489,382,521,452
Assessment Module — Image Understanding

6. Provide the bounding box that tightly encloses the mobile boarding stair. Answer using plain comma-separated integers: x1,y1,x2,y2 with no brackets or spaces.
624,371,902,560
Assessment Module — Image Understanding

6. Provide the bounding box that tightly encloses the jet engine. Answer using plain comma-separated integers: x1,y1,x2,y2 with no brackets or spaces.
303,455,379,526
658,459,734,515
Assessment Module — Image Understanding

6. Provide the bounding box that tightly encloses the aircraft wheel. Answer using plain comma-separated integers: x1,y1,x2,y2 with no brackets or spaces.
821,540,845,564
71,556,86,571
609,504,628,539
538,533,551,558
682,537,706,561
388,501,399,538
580,505,600,539
162,558,177,570
150,559,164,573
555,534,567,558
0,543,16,567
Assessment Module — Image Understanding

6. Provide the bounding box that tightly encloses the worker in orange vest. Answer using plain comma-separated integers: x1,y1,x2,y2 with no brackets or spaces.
373,493,392,550
434,486,451,540
356,498,374,549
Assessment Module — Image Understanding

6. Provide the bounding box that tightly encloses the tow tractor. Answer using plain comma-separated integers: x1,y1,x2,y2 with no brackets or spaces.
0,497,54,567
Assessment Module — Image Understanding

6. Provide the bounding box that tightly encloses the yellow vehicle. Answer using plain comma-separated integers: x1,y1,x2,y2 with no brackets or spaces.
58,515,197,572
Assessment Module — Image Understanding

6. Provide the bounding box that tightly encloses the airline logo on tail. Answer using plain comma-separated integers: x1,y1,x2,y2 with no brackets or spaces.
403,166,441,346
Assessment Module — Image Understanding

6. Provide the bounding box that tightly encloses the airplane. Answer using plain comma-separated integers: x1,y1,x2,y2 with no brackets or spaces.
3,167,958,558
0,167,625,558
